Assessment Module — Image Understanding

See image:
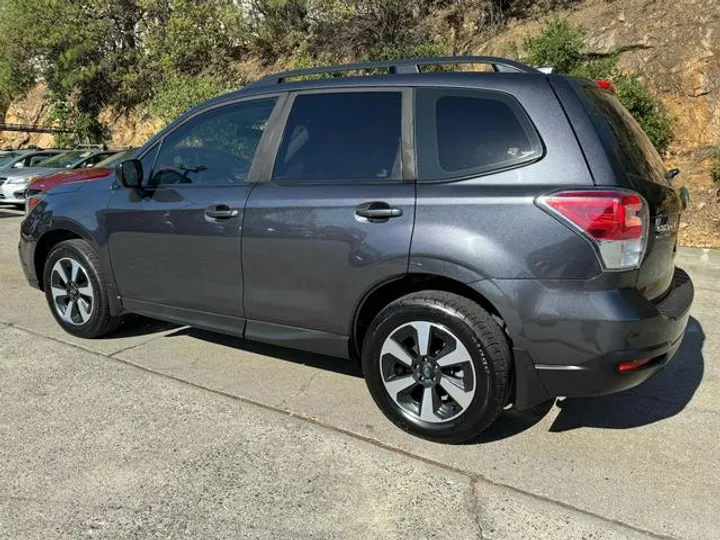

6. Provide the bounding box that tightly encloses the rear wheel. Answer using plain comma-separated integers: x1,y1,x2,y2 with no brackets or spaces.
362,291,511,443
43,239,120,338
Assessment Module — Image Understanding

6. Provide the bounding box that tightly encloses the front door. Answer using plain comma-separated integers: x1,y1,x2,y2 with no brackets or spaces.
106,96,281,331
242,90,415,355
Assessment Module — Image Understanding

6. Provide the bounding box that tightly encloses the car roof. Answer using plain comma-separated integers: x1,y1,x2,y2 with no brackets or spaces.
165,72,548,138
139,56,555,157
189,56,547,113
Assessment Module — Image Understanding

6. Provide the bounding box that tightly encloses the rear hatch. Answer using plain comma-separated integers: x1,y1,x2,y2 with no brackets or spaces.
572,82,682,301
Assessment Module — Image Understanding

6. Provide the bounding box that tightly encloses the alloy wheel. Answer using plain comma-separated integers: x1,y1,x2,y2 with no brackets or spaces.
379,321,477,424
50,257,94,326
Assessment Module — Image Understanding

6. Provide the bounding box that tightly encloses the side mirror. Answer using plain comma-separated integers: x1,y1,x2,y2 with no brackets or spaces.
116,159,143,188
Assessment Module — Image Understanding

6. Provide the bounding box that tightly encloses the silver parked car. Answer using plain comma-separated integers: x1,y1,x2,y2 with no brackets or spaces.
0,148,116,207
0,149,64,171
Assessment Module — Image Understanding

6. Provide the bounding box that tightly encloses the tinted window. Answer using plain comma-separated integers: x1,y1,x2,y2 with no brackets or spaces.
150,98,276,186
416,89,542,180
0,152,22,167
36,150,91,168
28,154,56,166
578,86,667,184
81,152,115,168
140,145,159,181
273,92,402,183
97,149,136,167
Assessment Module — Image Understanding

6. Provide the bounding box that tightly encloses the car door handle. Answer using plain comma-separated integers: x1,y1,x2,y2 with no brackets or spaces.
355,202,403,221
205,204,239,219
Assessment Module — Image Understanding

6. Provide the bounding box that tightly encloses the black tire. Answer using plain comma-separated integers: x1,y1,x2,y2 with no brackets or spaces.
362,291,511,444
43,239,121,338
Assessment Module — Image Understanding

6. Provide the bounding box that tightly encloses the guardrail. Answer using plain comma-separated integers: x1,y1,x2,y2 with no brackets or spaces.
0,123,73,134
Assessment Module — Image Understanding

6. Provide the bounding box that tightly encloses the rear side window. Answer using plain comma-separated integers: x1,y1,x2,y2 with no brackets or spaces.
273,92,402,183
416,88,542,181
578,86,667,184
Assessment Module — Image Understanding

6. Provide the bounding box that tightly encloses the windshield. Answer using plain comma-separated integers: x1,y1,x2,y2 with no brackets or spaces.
0,152,23,167
35,150,92,168
96,149,135,167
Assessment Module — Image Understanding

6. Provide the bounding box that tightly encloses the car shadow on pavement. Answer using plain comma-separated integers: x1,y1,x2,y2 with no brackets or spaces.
171,327,364,378
466,316,705,443
549,316,705,432
108,314,180,339
465,400,557,444
0,209,23,219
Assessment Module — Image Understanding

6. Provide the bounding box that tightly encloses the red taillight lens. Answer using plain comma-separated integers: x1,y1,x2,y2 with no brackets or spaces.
596,79,615,93
537,190,648,270
541,191,644,241
617,358,653,373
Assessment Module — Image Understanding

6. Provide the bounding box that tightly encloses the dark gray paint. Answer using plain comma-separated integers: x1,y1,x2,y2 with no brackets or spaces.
18,67,693,409
106,184,251,318
243,182,415,337
551,75,682,301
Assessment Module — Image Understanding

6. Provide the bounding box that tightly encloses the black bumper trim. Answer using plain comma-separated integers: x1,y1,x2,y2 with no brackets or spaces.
513,267,693,409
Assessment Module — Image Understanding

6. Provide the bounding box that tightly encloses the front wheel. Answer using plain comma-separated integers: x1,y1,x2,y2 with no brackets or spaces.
361,291,511,443
43,239,120,338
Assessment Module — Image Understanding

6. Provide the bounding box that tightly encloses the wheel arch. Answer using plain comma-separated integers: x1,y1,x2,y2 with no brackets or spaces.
350,273,508,360
33,216,109,290
34,223,124,317
34,229,85,291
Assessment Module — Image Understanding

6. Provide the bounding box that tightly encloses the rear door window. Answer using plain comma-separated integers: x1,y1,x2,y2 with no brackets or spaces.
415,88,543,181
272,91,402,183
577,86,668,185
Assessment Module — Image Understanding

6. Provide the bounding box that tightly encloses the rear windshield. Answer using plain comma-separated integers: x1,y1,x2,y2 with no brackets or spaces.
578,85,668,185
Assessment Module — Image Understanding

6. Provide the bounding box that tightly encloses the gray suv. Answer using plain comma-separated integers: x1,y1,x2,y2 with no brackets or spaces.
19,57,694,443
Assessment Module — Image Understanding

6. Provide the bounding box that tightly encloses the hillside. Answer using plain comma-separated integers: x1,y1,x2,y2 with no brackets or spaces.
1,0,718,246
476,0,720,247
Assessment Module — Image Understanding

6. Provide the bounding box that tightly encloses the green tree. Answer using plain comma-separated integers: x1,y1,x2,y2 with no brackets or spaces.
520,19,674,154
150,75,232,122
521,17,585,73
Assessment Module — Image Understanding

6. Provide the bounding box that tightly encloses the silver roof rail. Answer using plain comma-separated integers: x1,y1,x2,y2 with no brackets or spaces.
248,56,540,87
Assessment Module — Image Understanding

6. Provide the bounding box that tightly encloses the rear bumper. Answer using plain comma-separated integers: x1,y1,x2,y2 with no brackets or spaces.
532,329,685,398
475,267,694,409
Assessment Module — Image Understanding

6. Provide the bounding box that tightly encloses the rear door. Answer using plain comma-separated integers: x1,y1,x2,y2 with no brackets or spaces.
241,89,415,355
571,82,682,300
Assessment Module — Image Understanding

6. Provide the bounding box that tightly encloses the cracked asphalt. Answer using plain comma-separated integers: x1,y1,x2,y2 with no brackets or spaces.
1,205,718,539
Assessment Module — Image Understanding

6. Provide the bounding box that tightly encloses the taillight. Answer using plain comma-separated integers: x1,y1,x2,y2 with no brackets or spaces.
537,190,649,270
617,357,653,373
596,79,615,93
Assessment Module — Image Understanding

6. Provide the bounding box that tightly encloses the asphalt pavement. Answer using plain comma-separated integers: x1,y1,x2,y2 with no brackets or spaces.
0,204,718,539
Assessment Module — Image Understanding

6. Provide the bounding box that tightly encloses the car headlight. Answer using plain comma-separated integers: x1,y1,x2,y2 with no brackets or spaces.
6,175,35,185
